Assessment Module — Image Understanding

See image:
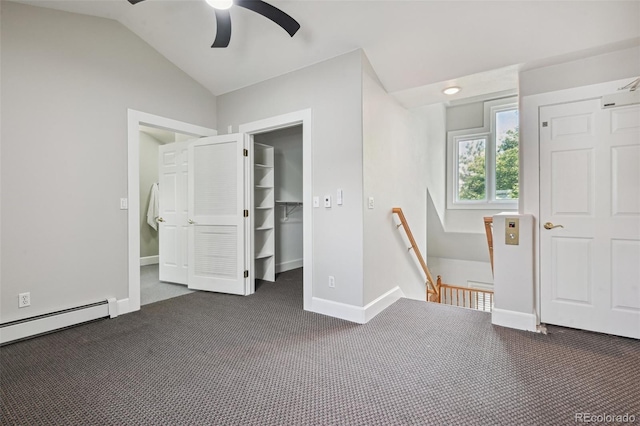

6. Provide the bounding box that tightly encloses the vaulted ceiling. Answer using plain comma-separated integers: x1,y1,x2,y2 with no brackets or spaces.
13,0,640,106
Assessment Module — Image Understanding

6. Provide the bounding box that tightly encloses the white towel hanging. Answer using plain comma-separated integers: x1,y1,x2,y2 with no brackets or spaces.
147,182,159,231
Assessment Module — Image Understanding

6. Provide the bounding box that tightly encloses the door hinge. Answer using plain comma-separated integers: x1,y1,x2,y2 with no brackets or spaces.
244,270,249,278
244,210,249,217
243,149,248,157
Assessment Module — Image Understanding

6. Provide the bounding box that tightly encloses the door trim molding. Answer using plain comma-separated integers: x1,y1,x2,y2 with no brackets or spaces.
126,109,216,315
520,78,632,321
239,109,313,311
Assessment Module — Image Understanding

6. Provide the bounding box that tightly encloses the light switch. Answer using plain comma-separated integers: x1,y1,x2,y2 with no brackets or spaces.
368,197,374,209
324,195,332,208
337,189,343,206
505,218,519,245
313,196,320,208
120,198,128,210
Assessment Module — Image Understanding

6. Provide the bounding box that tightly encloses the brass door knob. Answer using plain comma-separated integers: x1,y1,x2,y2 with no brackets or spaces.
544,222,563,230
156,217,165,223
188,219,195,224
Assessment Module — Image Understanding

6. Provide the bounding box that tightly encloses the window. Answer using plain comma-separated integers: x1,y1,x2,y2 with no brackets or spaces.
447,98,519,209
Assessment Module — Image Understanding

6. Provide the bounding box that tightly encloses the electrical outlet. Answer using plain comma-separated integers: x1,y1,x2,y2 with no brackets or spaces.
368,196,374,209
19,292,30,308
328,276,335,288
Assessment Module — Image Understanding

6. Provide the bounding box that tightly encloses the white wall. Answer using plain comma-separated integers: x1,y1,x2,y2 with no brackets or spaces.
1,2,217,322
254,126,303,273
139,131,162,259
427,257,493,289
217,50,364,307
362,55,429,302
426,194,489,263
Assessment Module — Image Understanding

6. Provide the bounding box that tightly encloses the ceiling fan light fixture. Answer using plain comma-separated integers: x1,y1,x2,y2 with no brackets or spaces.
206,0,233,10
443,86,461,95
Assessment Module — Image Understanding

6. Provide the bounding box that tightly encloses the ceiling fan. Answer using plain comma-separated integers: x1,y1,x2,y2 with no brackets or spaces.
127,0,301,48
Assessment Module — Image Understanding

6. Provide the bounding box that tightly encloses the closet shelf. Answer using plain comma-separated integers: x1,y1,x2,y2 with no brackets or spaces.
255,251,274,260
256,226,274,231
255,185,273,189
275,201,303,205
254,163,273,169
255,206,272,210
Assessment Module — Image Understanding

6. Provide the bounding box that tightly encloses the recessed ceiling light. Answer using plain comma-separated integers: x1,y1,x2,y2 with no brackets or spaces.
206,0,233,10
443,86,461,95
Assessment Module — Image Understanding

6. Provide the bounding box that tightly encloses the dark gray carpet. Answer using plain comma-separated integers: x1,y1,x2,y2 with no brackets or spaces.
1,268,639,425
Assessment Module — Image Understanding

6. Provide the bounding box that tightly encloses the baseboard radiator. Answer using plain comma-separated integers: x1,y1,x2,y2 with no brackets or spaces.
0,298,118,346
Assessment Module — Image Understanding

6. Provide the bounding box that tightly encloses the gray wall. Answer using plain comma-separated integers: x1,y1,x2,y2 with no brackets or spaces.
361,55,430,302
1,2,217,322
520,44,640,97
254,126,303,272
217,50,364,306
139,132,162,258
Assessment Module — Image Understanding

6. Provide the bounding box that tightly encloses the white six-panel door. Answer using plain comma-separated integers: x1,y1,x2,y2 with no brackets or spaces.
540,99,640,339
187,134,247,295
158,141,192,284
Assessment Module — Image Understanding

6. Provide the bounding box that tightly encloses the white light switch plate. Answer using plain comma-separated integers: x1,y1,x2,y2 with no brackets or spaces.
120,198,128,210
324,195,332,208
337,189,343,205
313,196,320,208
368,197,374,209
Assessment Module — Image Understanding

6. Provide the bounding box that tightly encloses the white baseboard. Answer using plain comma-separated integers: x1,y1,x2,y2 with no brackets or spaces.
310,287,404,324
140,256,159,266
364,286,405,323
0,298,121,345
276,258,303,273
492,308,538,332
117,298,132,315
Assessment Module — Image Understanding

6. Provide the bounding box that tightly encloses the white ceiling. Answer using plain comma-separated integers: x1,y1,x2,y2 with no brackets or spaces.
14,0,640,107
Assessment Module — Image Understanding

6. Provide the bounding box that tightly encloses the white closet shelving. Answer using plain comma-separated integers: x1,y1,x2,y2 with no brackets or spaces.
253,143,275,282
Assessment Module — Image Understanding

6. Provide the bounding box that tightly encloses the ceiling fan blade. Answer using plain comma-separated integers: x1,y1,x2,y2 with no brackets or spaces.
127,0,146,4
235,0,300,37
212,9,232,48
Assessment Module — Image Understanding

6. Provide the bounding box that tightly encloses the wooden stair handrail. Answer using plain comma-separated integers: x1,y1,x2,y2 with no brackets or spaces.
483,217,494,275
392,208,439,298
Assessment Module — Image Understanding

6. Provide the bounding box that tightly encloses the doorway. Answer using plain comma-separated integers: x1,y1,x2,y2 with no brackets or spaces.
125,110,217,315
240,109,313,310
139,125,199,305
253,125,303,290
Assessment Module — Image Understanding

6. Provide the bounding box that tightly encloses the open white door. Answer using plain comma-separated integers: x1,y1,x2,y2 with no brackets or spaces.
188,134,248,295
158,140,192,284
540,99,640,339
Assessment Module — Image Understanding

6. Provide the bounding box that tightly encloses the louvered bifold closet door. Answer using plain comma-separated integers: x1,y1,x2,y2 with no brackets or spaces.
188,134,246,295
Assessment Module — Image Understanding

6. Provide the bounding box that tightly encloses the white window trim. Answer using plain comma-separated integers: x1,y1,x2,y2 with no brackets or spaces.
447,97,518,210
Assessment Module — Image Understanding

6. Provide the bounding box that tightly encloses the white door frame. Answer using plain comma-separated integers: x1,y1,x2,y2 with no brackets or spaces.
239,109,313,311
520,78,632,321
124,109,217,315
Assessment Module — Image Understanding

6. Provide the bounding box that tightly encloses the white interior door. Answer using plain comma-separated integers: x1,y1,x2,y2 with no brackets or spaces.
158,140,192,284
188,134,247,295
540,98,640,339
